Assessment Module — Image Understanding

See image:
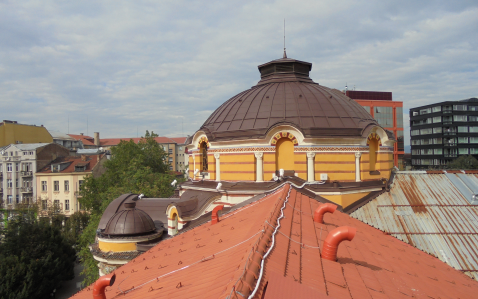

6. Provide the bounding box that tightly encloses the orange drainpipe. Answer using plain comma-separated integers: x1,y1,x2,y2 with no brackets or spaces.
313,203,337,223
93,273,116,299
322,226,357,261
211,205,224,225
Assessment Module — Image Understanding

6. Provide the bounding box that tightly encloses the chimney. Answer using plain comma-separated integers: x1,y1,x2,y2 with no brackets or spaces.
80,133,84,136
94,132,100,147
81,155,87,161
313,203,337,224
211,205,224,225
322,226,357,261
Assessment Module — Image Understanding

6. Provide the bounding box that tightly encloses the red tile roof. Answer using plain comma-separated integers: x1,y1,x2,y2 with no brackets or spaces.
170,137,187,144
37,155,101,173
100,137,179,146
68,134,96,146
71,185,478,299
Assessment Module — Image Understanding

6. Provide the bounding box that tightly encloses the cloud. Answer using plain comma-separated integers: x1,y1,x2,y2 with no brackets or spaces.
0,0,477,141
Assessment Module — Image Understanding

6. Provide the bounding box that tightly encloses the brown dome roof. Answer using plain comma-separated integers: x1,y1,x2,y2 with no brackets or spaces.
104,202,156,236
200,57,378,141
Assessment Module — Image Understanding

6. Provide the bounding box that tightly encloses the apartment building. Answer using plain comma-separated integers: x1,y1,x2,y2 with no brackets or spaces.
346,90,405,169
410,98,478,168
0,143,69,209
35,154,106,216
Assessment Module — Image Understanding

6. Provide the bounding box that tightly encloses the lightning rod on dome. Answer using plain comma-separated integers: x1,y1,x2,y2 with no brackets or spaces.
283,18,287,58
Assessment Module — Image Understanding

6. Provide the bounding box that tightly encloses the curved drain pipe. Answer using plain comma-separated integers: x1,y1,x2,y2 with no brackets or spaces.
313,203,337,223
322,226,357,261
93,273,116,299
211,205,224,225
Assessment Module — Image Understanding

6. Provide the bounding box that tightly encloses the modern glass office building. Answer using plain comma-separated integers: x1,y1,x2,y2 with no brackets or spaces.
347,91,404,169
409,98,478,168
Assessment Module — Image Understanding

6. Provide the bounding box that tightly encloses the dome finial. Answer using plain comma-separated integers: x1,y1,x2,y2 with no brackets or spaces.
283,18,287,58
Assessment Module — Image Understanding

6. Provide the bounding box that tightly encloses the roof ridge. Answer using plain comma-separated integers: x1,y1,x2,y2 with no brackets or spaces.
232,184,291,298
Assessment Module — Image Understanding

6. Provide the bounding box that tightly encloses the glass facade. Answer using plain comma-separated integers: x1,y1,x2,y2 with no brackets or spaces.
396,107,403,128
375,106,393,127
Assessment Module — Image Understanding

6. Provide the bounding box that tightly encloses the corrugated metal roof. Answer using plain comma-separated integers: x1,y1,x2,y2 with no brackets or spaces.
351,171,478,279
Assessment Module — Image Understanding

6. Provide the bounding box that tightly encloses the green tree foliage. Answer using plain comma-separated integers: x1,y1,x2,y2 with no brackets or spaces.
0,215,75,299
78,132,177,285
445,155,478,169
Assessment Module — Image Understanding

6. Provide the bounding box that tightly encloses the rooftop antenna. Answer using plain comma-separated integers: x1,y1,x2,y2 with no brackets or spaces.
283,19,287,58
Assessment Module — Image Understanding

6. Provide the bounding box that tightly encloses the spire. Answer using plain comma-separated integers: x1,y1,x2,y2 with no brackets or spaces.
283,18,287,58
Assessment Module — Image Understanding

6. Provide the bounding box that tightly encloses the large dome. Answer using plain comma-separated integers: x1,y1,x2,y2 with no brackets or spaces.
201,57,378,141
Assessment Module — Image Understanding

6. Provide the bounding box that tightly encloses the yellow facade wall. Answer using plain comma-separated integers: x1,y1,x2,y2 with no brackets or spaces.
294,153,307,180
321,191,370,208
99,240,137,252
263,152,276,180
361,152,392,181
0,123,53,147
208,154,216,180
315,153,355,182
219,153,255,181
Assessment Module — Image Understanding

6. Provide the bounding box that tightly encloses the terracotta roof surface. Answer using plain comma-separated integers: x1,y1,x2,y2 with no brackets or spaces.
71,185,478,299
170,137,187,144
68,134,96,146
100,137,179,146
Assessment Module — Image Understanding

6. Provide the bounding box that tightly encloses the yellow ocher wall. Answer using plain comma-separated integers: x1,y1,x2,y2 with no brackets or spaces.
321,191,370,208
220,153,255,181
0,123,53,147
263,152,276,180
315,153,355,182
361,152,392,181
294,153,307,180
99,240,137,252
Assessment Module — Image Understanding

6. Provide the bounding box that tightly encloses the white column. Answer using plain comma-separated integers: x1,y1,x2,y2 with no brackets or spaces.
307,152,315,182
214,153,221,181
355,152,362,182
255,152,263,182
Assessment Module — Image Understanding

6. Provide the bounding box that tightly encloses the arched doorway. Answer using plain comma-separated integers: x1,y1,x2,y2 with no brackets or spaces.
367,133,381,173
275,138,294,171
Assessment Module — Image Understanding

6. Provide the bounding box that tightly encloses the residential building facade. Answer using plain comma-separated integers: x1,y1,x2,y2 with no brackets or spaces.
35,154,106,216
0,143,70,209
410,98,478,168
346,90,404,169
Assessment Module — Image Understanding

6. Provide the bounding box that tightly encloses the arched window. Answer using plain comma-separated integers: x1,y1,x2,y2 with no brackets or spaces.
275,138,294,171
200,141,208,171
367,133,381,173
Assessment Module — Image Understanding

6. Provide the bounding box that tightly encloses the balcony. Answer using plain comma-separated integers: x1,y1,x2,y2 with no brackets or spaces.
23,196,33,203
21,171,33,177
0,187,3,193
444,143,457,147
20,187,33,193
444,153,458,158
443,131,456,136
74,191,82,198
443,120,453,125
443,109,452,114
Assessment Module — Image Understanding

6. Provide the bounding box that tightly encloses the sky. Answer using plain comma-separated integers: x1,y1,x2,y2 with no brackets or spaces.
1,1,477,147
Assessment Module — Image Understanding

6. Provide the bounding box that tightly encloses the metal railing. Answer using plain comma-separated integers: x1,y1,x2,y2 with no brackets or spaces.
20,187,33,193
21,171,33,177
444,131,456,136
444,153,458,158
443,110,452,114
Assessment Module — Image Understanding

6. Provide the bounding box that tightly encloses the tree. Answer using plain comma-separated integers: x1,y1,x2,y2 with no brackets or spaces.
77,132,178,285
0,214,75,299
445,155,478,169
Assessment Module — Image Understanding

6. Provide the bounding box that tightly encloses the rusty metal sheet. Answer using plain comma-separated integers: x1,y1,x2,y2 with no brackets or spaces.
351,172,478,280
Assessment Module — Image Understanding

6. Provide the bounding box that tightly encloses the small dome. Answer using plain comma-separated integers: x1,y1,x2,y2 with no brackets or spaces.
200,57,378,142
104,202,156,236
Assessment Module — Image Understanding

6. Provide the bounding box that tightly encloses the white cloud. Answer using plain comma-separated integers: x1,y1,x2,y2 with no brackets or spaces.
0,0,477,140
